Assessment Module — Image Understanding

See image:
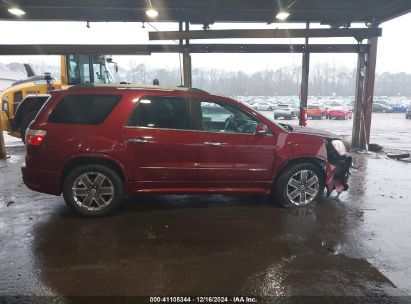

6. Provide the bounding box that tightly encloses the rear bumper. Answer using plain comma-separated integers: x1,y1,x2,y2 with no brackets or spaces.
21,165,61,195
329,113,347,118
307,113,322,118
325,154,352,195
274,111,293,116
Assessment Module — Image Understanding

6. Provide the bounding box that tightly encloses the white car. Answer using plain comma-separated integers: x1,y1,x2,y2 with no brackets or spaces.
252,102,274,111
274,104,297,120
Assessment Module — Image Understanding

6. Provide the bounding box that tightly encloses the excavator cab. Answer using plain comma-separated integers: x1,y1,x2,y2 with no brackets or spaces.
61,54,116,86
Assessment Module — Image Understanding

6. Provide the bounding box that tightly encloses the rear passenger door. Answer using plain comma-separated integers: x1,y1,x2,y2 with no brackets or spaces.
124,96,199,190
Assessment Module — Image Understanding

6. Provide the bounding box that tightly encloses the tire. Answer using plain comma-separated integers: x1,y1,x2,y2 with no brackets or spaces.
63,164,124,217
274,162,325,208
274,115,278,120
19,111,37,143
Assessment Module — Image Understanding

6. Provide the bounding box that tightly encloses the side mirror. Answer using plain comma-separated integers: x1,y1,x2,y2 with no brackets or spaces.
255,123,271,135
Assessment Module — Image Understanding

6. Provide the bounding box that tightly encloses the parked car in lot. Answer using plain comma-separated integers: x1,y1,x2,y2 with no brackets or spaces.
327,106,352,120
274,104,296,120
390,104,407,113
252,101,274,111
372,103,393,113
307,104,327,119
22,84,351,216
406,105,411,119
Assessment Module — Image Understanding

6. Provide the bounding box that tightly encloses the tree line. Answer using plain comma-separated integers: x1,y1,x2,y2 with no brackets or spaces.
120,62,411,97
1,61,410,97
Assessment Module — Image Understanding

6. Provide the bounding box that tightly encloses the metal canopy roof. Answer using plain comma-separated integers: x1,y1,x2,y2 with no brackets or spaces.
0,0,410,26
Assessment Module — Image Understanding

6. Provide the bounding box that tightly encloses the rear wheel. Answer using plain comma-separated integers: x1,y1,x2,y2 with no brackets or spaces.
63,164,124,217
274,162,325,208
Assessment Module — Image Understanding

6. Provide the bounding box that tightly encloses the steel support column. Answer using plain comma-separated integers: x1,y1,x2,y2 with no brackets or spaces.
364,36,378,145
0,117,6,159
352,51,367,150
183,21,192,87
299,23,310,126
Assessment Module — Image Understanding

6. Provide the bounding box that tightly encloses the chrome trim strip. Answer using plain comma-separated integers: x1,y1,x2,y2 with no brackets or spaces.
140,167,197,170
139,167,268,172
249,169,268,172
199,168,268,172
124,125,272,136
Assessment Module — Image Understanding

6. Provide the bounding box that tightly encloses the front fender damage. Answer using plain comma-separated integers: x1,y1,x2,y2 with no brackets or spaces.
325,153,352,196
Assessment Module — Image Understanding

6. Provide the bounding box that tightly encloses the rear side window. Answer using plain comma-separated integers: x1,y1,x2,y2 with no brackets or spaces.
127,96,189,130
48,94,121,124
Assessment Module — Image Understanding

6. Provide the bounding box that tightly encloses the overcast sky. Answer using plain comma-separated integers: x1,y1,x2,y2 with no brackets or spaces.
0,12,410,73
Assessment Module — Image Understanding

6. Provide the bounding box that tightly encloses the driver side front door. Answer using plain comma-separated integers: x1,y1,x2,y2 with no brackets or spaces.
194,99,276,191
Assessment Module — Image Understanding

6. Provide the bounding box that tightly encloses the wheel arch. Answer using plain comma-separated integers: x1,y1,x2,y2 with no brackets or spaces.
61,156,127,191
274,156,326,183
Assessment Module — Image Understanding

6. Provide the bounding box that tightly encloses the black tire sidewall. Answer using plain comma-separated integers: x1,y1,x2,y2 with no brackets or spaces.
274,162,325,208
63,164,124,217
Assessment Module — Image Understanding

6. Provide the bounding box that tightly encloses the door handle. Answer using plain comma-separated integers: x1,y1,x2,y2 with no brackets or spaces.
129,138,148,144
204,141,222,146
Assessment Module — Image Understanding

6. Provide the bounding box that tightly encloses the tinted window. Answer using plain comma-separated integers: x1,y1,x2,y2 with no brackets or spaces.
48,94,121,124
200,101,258,134
128,96,189,130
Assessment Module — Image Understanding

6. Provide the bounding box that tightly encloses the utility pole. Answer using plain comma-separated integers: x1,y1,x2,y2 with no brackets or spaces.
0,117,6,159
183,21,192,87
299,22,310,126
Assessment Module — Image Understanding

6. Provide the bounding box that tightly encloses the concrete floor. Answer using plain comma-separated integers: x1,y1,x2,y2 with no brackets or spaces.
1,146,411,301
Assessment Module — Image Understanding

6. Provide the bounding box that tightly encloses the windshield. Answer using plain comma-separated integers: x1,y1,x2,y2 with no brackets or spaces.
92,62,113,83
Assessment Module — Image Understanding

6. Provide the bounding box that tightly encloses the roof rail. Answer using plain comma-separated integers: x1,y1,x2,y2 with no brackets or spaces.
67,83,209,94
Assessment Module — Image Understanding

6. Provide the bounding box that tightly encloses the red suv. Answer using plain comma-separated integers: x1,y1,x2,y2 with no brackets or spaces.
22,84,351,216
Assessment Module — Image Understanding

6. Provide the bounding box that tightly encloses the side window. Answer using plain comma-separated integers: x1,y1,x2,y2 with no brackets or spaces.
127,96,190,130
200,100,258,134
48,94,121,124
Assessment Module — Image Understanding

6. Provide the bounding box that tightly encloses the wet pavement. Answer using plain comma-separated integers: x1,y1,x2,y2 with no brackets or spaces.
1,146,411,302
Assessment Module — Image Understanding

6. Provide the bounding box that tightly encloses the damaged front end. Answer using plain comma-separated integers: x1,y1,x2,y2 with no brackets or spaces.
325,140,352,196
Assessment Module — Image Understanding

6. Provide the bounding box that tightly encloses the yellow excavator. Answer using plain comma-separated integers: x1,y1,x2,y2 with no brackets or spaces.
0,54,117,140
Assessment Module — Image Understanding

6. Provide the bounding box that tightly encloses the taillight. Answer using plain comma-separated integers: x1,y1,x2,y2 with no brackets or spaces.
25,129,47,146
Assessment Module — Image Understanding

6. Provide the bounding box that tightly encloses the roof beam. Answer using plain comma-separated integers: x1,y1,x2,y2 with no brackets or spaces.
330,0,409,27
149,28,382,41
0,44,370,55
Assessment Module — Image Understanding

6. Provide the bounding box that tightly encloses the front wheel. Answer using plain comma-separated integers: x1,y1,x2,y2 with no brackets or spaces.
63,164,124,217
274,162,325,208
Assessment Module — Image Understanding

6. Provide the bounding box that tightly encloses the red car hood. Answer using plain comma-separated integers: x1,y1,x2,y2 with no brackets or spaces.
289,126,338,139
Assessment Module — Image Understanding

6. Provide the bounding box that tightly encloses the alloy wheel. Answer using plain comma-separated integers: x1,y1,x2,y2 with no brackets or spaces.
72,172,115,211
286,169,320,206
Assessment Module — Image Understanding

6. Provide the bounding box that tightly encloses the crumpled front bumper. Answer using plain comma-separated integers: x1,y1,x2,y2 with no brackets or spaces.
325,153,352,196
